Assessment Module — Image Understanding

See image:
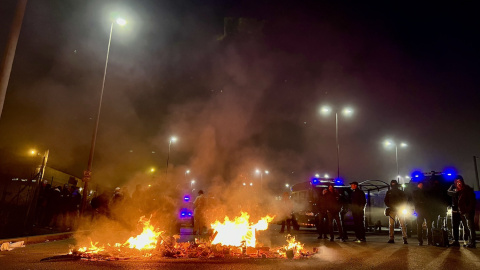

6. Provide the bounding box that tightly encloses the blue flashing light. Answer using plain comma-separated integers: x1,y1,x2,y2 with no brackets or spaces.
334,177,344,185
184,195,191,202
179,208,192,219
442,168,457,181
311,178,320,185
410,170,425,182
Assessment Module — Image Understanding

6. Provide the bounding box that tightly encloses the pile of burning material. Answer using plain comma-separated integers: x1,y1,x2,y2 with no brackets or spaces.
68,213,316,261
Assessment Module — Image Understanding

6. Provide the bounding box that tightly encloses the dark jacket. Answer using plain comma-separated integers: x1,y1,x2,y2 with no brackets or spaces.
350,189,366,213
458,184,476,214
324,190,342,213
412,188,428,213
384,187,407,211
447,184,459,211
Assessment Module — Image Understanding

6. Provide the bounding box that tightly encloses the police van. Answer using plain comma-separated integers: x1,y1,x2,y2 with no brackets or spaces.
290,177,353,230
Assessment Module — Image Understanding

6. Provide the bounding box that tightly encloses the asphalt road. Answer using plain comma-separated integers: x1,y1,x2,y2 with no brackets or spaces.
1,225,479,270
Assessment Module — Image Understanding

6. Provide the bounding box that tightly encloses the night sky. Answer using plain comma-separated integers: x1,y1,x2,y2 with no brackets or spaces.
0,0,479,190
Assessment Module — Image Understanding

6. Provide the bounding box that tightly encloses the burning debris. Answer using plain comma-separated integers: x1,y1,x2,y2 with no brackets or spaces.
68,214,315,261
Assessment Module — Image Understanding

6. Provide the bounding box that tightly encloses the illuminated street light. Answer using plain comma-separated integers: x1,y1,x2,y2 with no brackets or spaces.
250,183,253,186
319,105,355,179
150,167,155,173
190,179,195,189
243,183,246,186
82,16,127,214
285,184,290,188
165,136,177,179
383,139,408,183
255,169,269,189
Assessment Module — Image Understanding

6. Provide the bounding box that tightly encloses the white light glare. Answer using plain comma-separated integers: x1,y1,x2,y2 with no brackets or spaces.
116,18,127,26
320,106,331,115
342,108,353,116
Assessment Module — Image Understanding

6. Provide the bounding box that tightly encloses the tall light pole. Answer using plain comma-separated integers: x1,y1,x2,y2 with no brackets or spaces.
81,17,127,214
0,0,28,119
165,136,177,179
190,179,195,190
255,169,269,189
384,140,407,183
185,169,190,182
320,106,354,180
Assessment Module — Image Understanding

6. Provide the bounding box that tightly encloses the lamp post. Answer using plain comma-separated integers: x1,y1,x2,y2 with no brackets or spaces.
165,136,177,179
185,169,190,182
81,17,127,214
384,140,408,183
320,106,354,180
255,169,269,189
190,179,195,190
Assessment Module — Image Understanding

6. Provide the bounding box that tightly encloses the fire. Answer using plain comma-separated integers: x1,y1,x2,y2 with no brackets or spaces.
210,212,274,247
277,235,305,259
73,216,163,256
125,218,162,250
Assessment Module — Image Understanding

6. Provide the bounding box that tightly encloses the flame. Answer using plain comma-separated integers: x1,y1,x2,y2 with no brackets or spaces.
277,235,305,258
73,217,163,256
211,212,274,247
125,218,162,250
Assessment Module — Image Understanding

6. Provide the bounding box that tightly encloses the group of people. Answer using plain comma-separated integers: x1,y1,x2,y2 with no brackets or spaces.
35,182,82,231
406,175,476,248
313,181,367,242
281,175,477,248
279,181,367,242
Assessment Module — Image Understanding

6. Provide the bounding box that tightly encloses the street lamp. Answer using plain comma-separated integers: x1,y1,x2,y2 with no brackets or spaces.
81,17,127,214
255,169,269,189
190,179,195,189
383,140,408,183
165,136,177,178
185,169,190,181
320,105,354,180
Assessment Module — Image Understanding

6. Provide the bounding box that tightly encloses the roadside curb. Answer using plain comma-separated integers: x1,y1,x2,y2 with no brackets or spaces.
0,232,74,246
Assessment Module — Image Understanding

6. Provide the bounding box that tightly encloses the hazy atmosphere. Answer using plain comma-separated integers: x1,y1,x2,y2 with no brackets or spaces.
1,0,479,192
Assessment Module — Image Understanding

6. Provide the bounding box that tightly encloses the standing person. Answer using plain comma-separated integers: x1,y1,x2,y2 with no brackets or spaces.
455,175,477,248
280,192,293,233
316,189,328,239
384,180,408,244
324,185,344,241
350,181,366,242
447,180,470,247
413,181,433,245
427,175,449,229
193,190,207,235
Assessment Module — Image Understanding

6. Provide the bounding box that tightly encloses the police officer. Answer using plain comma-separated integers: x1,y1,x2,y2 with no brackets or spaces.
350,181,366,242
447,178,469,247
324,185,344,241
316,189,328,239
455,176,476,248
384,180,408,244
413,181,432,245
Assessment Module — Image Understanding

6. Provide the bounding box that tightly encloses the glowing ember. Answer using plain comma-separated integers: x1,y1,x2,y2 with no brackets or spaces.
210,212,274,247
277,235,305,259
